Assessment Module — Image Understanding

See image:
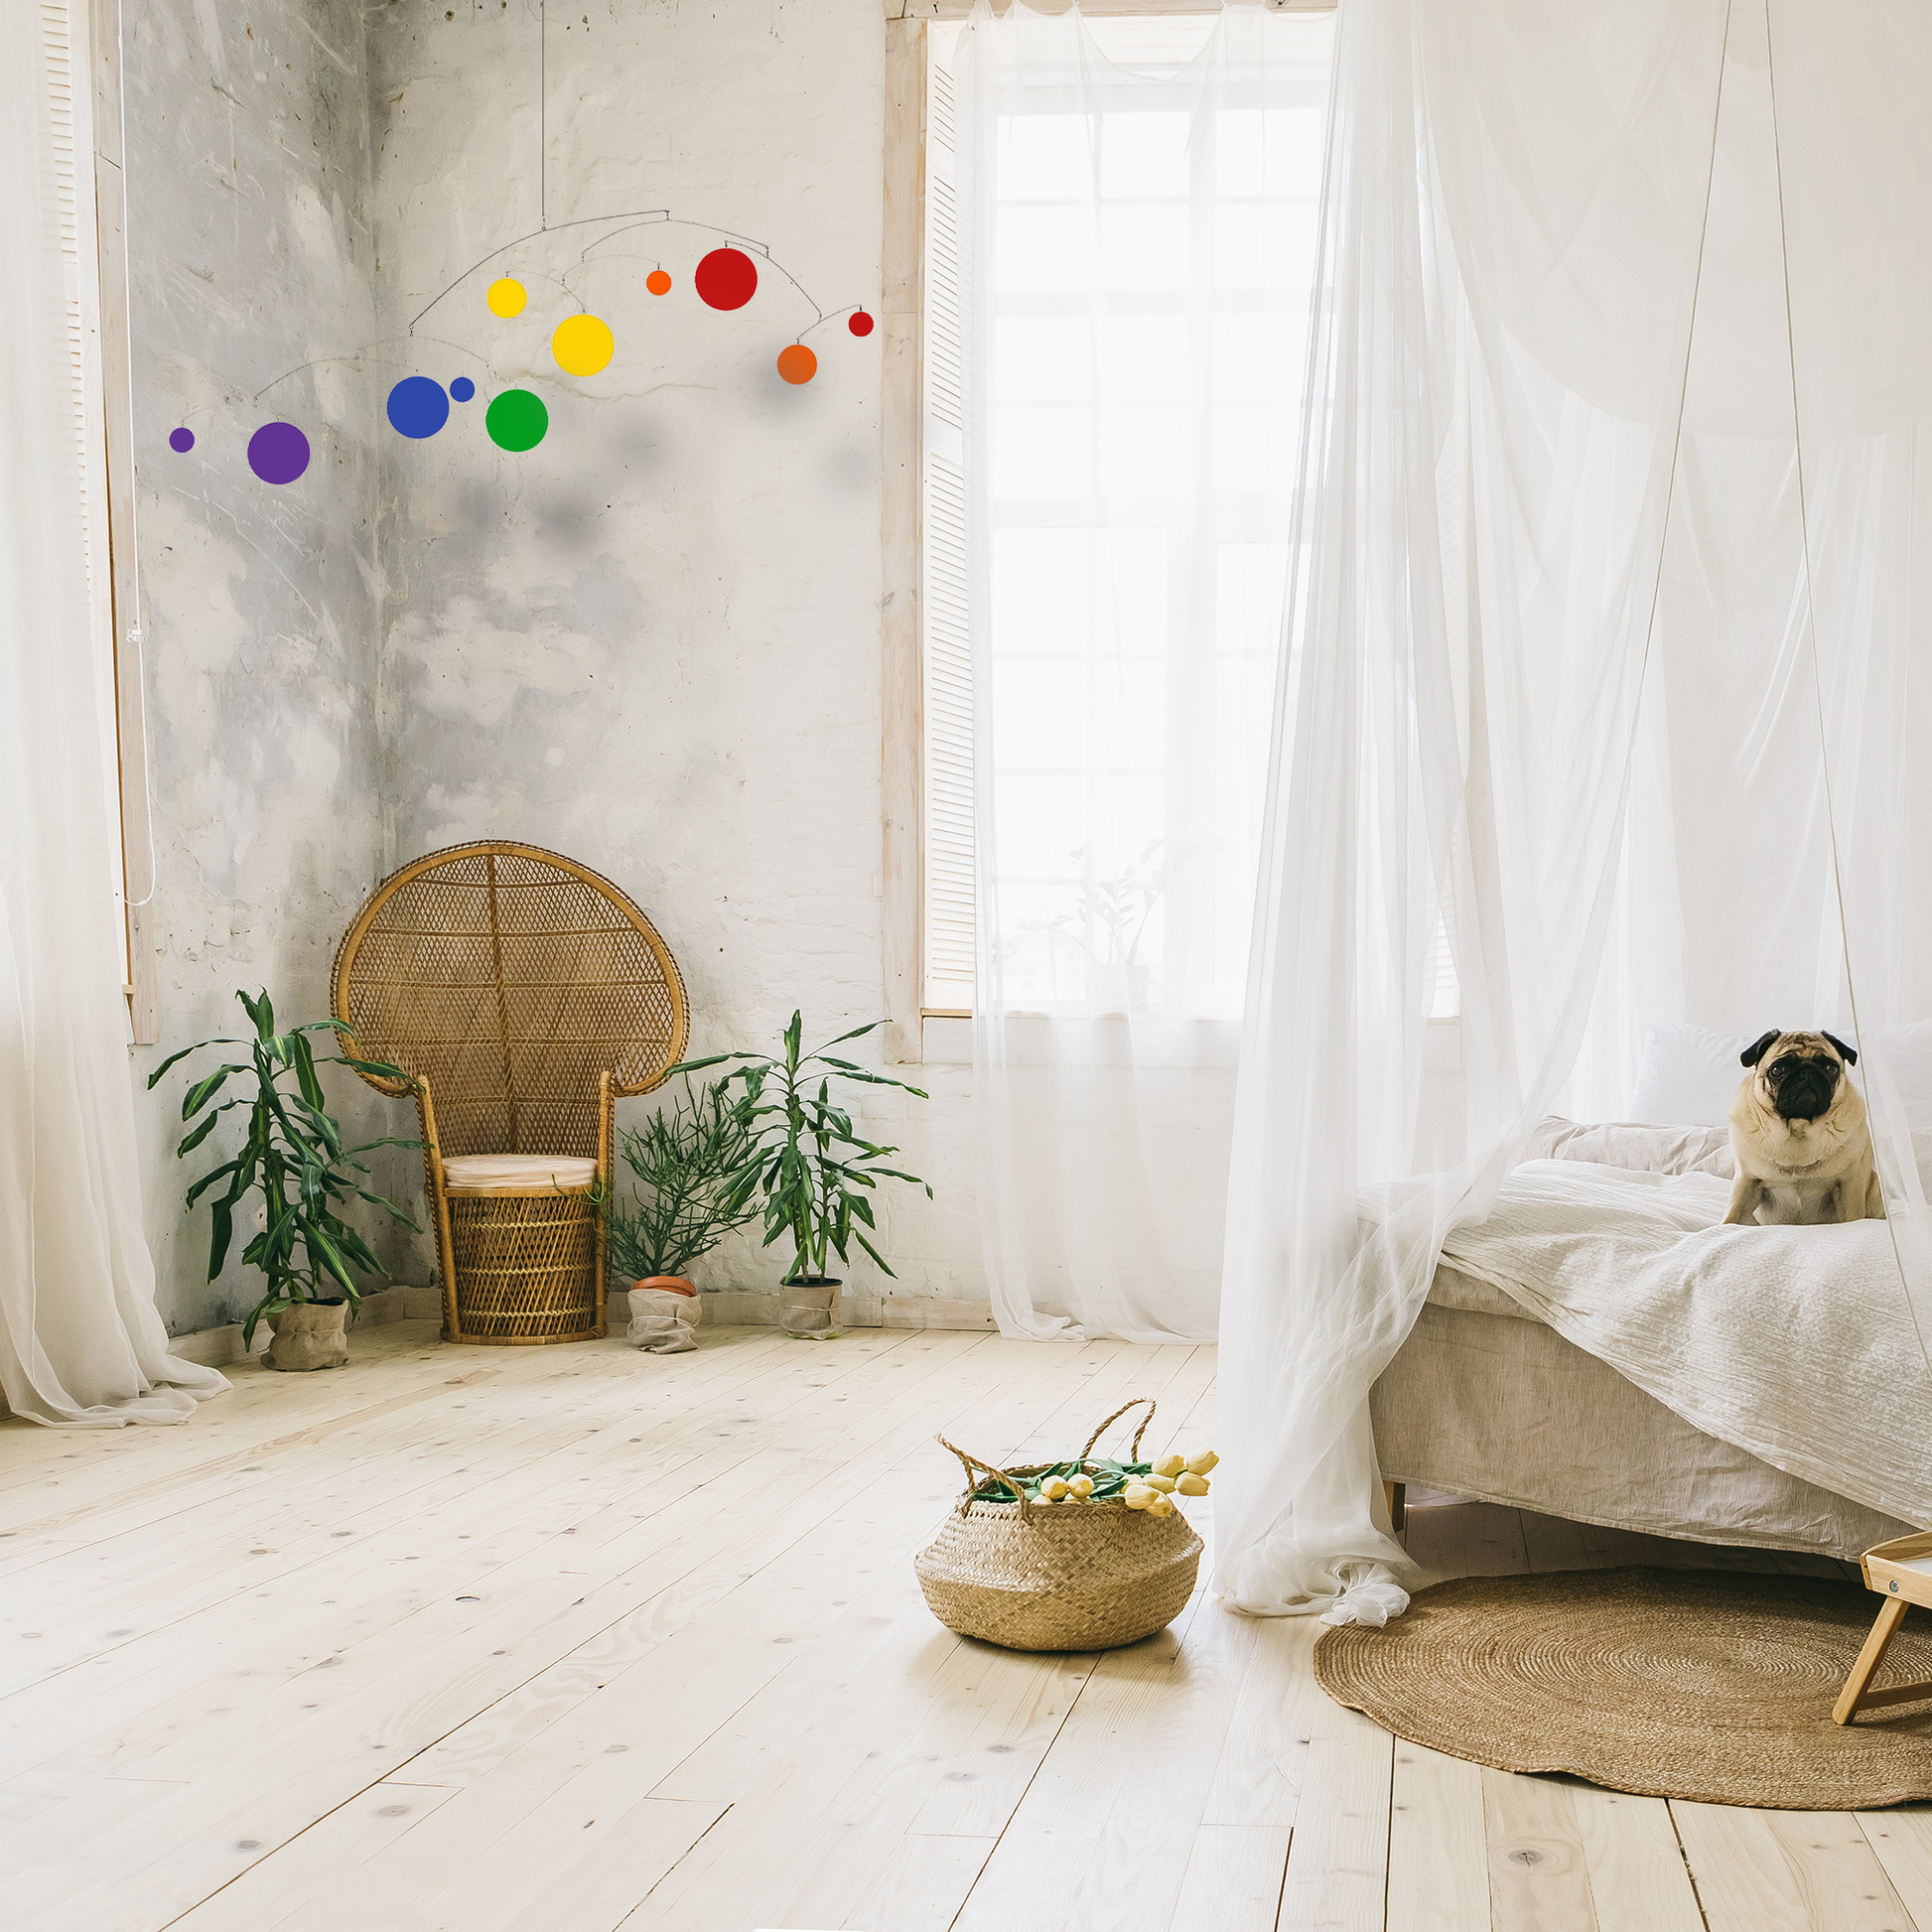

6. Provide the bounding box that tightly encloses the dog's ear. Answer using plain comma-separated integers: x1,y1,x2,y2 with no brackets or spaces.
1740,1031,1781,1067
1822,1030,1859,1066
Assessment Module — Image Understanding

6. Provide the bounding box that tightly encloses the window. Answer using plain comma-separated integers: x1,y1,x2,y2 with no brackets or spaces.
42,0,154,1041
911,9,1331,1027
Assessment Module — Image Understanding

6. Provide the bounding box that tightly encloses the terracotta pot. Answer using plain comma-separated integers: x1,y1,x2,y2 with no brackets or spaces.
780,1276,843,1340
263,1298,349,1372
636,1276,696,1298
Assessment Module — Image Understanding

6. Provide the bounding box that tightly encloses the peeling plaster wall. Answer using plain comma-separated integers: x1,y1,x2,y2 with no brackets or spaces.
364,0,983,1301
125,0,390,1334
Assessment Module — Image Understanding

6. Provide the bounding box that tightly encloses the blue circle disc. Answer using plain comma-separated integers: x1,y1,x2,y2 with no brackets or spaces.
450,376,476,403
386,375,451,439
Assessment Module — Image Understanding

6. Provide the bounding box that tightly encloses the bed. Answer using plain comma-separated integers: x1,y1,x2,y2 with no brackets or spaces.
1369,1118,1922,1560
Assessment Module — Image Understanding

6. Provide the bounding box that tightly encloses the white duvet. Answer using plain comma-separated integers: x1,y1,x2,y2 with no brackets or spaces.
1439,1160,1932,1531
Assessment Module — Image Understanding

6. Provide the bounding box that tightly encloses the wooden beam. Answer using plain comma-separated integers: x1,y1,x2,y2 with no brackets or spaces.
881,17,925,1063
90,0,159,1044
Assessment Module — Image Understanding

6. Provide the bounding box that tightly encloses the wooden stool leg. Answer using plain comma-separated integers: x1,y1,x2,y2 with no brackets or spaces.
1383,1480,1407,1536
1835,1594,1909,1725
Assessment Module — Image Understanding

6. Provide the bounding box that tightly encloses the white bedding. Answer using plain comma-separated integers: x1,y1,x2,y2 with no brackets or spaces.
1439,1159,1932,1532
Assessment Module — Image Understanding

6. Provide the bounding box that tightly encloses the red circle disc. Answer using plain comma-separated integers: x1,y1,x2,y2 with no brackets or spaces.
848,310,876,338
695,247,759,311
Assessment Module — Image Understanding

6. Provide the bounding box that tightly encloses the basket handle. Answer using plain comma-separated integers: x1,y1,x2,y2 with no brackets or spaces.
1079,1396,1157,1465
935,1434,1034,1523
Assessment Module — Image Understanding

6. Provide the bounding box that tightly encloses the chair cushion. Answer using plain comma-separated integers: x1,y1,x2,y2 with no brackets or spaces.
441,1154,600,1195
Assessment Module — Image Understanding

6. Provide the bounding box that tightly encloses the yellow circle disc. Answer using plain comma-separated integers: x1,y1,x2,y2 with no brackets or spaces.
552,312,615,378
485,277,527,318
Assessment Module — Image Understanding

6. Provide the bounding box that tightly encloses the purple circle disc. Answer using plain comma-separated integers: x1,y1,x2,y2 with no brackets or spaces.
248,421,311,485
169,426,195,454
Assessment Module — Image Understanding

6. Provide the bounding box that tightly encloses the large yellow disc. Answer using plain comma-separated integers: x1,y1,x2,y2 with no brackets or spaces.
552,312,615,378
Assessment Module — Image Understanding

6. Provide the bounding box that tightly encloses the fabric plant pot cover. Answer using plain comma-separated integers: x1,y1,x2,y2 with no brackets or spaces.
263,1300,349,1372
626,1281,699,1354
780,1277,842,1339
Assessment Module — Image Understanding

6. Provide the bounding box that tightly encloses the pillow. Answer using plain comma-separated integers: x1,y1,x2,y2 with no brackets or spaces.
1528,1115,1732,1176
1626,1023,1752,1128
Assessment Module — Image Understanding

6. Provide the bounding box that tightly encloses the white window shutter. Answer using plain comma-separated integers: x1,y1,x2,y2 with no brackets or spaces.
43,4,103,584
39,0,133,1010
921,42,975,1014
42,2,117,851
1427,907,1460,1020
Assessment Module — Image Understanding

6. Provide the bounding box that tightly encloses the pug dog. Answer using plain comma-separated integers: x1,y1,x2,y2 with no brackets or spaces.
1724,1029,1885,1225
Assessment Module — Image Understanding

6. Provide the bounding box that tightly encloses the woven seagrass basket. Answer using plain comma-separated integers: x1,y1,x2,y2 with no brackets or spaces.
914,1398,1204,1653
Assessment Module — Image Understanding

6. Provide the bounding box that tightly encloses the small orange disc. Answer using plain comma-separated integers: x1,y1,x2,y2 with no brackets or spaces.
776,344,817,385
646,268,672,296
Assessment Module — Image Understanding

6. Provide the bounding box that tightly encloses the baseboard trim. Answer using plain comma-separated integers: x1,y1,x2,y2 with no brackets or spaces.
615,1289,999,1333
162,1283,1000,1365
165,1282,427,1368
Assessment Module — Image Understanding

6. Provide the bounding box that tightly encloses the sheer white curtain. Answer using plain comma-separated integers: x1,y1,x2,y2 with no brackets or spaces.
1776,2,1932,1311
1217,0,1731,1620
955,1,1333,1342
1568,0,1932,1345
1222,0,1932,1624
1,2,228,1426
1562,1,1932,1147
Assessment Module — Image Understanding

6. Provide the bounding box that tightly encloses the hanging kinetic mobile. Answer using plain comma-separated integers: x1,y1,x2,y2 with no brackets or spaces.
168,4,875,483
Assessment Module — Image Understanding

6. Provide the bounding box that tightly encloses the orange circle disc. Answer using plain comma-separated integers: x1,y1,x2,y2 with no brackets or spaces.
776,344,817,385
646,269,672,296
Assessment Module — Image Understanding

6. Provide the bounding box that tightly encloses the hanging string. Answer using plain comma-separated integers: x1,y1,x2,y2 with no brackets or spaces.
1555,0,1732,1130
1624,0,1733,823
1763,0,1932,1378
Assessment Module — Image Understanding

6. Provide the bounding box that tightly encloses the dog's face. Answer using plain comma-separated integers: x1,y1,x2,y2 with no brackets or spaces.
1739,1029,1859,1123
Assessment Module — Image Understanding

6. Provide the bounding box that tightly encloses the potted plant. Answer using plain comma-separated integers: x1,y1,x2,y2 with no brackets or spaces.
673,1013,932,1338
149,989,421,1370
1062,840,1164,1013
607,1074,759,1350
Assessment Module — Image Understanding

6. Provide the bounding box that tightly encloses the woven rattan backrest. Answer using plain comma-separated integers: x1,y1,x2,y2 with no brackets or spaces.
332,842,689,1158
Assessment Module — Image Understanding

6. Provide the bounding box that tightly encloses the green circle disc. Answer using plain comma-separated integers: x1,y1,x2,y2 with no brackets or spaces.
484,388,548,452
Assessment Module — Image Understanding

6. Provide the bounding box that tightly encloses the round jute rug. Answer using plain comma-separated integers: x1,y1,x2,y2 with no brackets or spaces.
1314,1566,1932,1809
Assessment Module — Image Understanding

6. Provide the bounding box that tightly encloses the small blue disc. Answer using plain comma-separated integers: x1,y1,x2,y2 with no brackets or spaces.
450,375,476,403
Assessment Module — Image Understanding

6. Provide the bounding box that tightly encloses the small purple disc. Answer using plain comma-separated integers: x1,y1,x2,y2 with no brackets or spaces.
169,426,195,454
247,421,311,485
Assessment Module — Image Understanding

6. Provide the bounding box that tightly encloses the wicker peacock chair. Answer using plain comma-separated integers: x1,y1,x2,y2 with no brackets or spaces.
332,841,689,1345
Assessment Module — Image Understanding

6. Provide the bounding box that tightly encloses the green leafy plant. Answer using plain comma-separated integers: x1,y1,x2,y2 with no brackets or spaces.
148,989,423,1348
672,1014,932,1285
606,1075,759,1283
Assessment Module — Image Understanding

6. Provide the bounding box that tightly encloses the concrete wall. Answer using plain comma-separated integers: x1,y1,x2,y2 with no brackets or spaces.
362,0,981,1303
125,0,392,1335
128,0,983,1326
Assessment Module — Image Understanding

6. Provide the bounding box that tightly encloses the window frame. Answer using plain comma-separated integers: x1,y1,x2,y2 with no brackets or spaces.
879,0,1334,1062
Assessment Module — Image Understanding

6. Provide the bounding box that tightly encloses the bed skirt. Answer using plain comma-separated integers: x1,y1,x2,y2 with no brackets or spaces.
1371,1301,1912,1561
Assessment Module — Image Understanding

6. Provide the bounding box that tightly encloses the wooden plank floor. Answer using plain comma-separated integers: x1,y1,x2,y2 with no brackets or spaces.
1,1319,1927,1931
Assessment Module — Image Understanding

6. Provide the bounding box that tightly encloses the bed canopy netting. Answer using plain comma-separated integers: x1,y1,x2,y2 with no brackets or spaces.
1217,0,1932,1624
